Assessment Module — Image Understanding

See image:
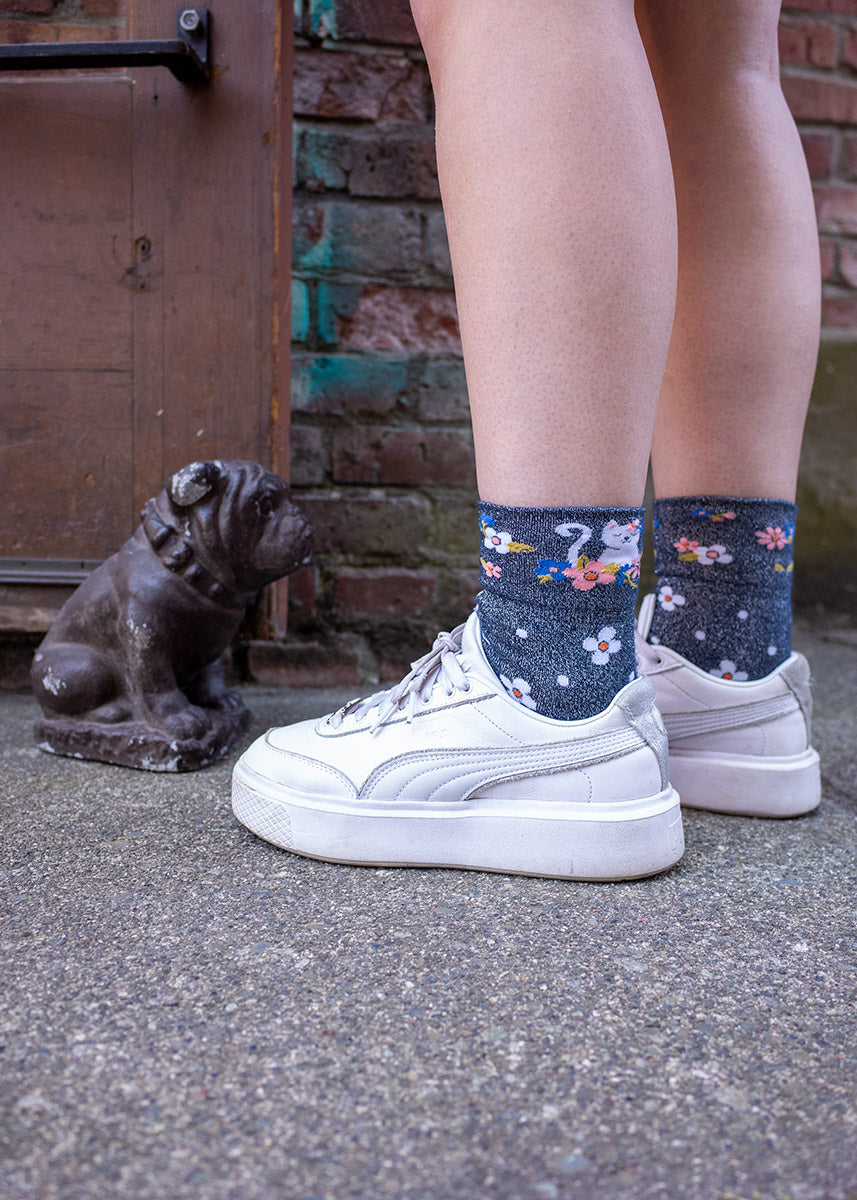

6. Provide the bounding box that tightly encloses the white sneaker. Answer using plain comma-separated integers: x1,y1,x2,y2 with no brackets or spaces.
635,594,821,818
232,612,684,881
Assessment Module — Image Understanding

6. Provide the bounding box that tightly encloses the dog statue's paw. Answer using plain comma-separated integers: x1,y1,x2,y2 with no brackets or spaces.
152,703,213,742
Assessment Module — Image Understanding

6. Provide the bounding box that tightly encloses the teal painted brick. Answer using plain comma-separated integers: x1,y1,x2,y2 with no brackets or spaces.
295,126,439,200
309,0,337,37
291,279,310,343
292,354,409,416
308,0,419,44
316,281,363,344
294,201,423,274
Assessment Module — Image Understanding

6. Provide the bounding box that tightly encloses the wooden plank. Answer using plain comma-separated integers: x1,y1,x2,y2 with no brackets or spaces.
129,0,281,510
0,79,133,373
0,370,135,559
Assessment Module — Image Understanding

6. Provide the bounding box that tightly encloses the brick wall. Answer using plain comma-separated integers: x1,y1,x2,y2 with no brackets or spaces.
287,0,474,685
0,0,124,44
780,1,857,325
288,0,857,682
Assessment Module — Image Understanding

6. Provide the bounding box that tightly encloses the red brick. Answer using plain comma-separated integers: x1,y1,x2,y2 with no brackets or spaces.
415,359,470,422
821,291,857,326
844,29,857,69
79,0,121,14
286,565,320,632
778,17,838,68
814,184,857,233
332,426,475,486
800,130,836,178
298,493,431,558
786,0,857,12
836,241,857,285
426,209,452,276
290,423,327,486
294,48,428,122
841,132,857,178
293,200,423,274
820,238,838,280
0,0,58,12
781,73,857,122
333,568,436,621
309,0,420,46
336,285,461,353
246,638,360,687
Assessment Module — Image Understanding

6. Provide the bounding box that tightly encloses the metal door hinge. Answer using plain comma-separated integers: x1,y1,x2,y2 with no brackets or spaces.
0,9,211,84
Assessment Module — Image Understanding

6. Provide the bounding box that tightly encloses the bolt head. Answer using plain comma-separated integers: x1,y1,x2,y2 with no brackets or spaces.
179,9,201,32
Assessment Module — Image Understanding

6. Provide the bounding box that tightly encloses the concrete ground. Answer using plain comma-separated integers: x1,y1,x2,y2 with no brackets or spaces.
1,627,856,1200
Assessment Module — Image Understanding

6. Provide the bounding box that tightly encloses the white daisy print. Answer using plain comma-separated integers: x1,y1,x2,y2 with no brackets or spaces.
695,544,733,566
500,675,538,709
767,645,778,656
582,626,622,665
710,659,748,681
515,627,528,639
657,584,686,612
694,630,706,641
737,610,748,621
557,674,570,687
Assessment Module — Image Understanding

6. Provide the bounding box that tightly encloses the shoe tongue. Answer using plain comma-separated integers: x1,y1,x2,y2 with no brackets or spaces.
636,593,656,640
460,609,483,659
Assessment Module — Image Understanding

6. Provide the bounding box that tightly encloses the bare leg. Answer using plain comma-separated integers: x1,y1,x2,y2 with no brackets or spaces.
637,0,821,502
411,0,677,507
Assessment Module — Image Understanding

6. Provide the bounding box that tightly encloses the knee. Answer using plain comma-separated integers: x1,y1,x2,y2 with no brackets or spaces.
638,0,781,94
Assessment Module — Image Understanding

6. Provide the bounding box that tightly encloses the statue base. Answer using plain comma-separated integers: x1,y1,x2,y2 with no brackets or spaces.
34,706,252,772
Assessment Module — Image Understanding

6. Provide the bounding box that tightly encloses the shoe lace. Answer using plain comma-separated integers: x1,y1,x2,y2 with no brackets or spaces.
329,623,470,734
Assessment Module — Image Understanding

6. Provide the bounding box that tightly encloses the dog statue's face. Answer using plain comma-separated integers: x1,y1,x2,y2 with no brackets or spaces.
167,460,312,592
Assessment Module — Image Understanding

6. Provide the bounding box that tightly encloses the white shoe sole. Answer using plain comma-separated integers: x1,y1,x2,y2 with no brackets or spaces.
232,761,685,882
669,747,821,818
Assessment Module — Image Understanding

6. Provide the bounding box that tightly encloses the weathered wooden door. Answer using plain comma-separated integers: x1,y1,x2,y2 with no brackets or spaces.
0,1,291,636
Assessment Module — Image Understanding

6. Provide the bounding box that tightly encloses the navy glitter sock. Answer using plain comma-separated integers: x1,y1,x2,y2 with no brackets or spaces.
649,496,797,680
476,501,644,720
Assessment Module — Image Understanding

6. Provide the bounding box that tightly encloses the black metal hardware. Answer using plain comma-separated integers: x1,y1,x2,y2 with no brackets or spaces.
0,9,210,83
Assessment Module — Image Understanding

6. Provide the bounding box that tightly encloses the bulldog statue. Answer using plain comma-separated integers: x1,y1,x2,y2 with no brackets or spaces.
31,460,312,771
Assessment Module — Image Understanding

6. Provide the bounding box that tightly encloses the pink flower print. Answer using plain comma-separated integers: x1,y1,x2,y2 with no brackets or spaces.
710,659,748,682
695,544,733,566
565,561,616,590
481,558,502,579
755,526,788,551
673,537,699,554
582,626,622,665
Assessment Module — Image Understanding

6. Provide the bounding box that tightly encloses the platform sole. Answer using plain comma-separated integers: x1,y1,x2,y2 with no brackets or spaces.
232,762,685,882
669,746,821,817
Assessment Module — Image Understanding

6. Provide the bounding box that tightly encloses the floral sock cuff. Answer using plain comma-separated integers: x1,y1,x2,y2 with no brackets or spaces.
476,501,644,720
648,496,797,680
